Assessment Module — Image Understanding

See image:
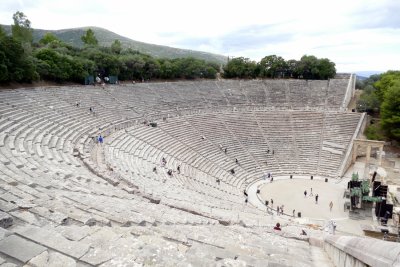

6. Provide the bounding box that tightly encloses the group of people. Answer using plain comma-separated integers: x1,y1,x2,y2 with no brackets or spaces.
304,188,319,204
263,172,273,182
276,205,284,215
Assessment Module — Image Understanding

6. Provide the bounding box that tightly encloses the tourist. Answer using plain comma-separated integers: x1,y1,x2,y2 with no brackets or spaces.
329,201,333,211
270,175,273,183
315,194,319,204
235,158,239,164
153,167,157,173
280,205,284,215
332,221,337,235
177,165,181,174
309,187,313,196
224,148,227,154
167,169,173,176
230,168,235,175
276,206,279,215
304,190,307,197
274,222,281,231
216,178,220,185
293,209,295,217
301,229,307,236
98,135,103,145
161,157,167,166
271,199,274,207
243,190,248,197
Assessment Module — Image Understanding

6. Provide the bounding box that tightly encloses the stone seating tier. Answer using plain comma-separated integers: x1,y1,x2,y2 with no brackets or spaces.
0,78,357,265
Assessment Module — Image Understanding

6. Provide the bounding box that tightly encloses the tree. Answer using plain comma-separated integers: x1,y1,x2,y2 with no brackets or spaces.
374,71,400,102
356,85,380,113
11,11,33,44
0,26,7,40
223,57,257,78
35,48,73,81
0,36,37,82
39,33,60,45
380,81,400,140
286,59,300,78
316,58,336,79
258,55,287,78
81,29,98,46
111,40,122,54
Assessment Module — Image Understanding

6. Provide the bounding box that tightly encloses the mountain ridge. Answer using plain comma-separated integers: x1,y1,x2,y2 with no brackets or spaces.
1,25,227,64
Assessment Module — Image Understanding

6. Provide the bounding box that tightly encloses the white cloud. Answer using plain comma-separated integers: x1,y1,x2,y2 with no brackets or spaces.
0,0,399,72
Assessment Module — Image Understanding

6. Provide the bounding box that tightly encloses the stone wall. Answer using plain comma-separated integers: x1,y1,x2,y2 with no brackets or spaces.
339,112,367,177
324,235,400,267
341,73,356,111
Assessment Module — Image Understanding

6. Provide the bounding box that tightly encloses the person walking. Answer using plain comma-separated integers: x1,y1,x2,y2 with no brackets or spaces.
329,201,333,211
315,194,319,204
309,188,313,196
304,190,307,197
292,209,295,217
271,199,274,207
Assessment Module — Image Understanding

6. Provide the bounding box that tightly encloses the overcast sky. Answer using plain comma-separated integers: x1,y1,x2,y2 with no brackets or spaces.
1,0,399,72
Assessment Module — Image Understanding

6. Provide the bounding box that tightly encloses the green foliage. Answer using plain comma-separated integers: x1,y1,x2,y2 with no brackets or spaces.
39,33,60,46
295,55,335,80
223,57,257,79
223,55,335,80
111,40,122,54
11,11,33,44
356,74,381,90
356,85,380,113
258,55,287,78
380,81,400,141
81,29,98,46
0,26,7,40
0,36,38,82
316,58,336,79
374,71,400,102
365,124,385,140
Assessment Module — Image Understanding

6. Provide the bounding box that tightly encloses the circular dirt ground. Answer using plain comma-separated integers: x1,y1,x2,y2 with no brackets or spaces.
259,178,348,221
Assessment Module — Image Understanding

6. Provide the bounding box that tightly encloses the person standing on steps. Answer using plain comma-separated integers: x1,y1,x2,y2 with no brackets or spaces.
315,194,319,204
309,188,313,196
329,201,333,211
304,190,307,197
98,135,103,145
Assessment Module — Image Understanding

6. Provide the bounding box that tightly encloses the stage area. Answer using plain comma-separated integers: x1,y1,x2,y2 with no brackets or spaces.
259,178,348,221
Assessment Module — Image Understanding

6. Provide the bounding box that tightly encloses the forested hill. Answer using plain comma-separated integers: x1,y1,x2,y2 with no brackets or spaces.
1,25,227,64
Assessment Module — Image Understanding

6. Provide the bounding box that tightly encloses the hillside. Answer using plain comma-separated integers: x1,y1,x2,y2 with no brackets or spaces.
1,25,227,64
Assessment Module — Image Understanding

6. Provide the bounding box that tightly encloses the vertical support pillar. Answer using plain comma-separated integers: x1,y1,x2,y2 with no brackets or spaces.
378,146,383,166
366,145,371,165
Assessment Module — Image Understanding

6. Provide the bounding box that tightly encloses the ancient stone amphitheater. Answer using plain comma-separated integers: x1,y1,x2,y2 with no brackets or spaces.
0,75,399,266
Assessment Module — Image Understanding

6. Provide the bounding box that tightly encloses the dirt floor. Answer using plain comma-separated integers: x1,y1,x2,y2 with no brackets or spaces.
259,178,347,220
